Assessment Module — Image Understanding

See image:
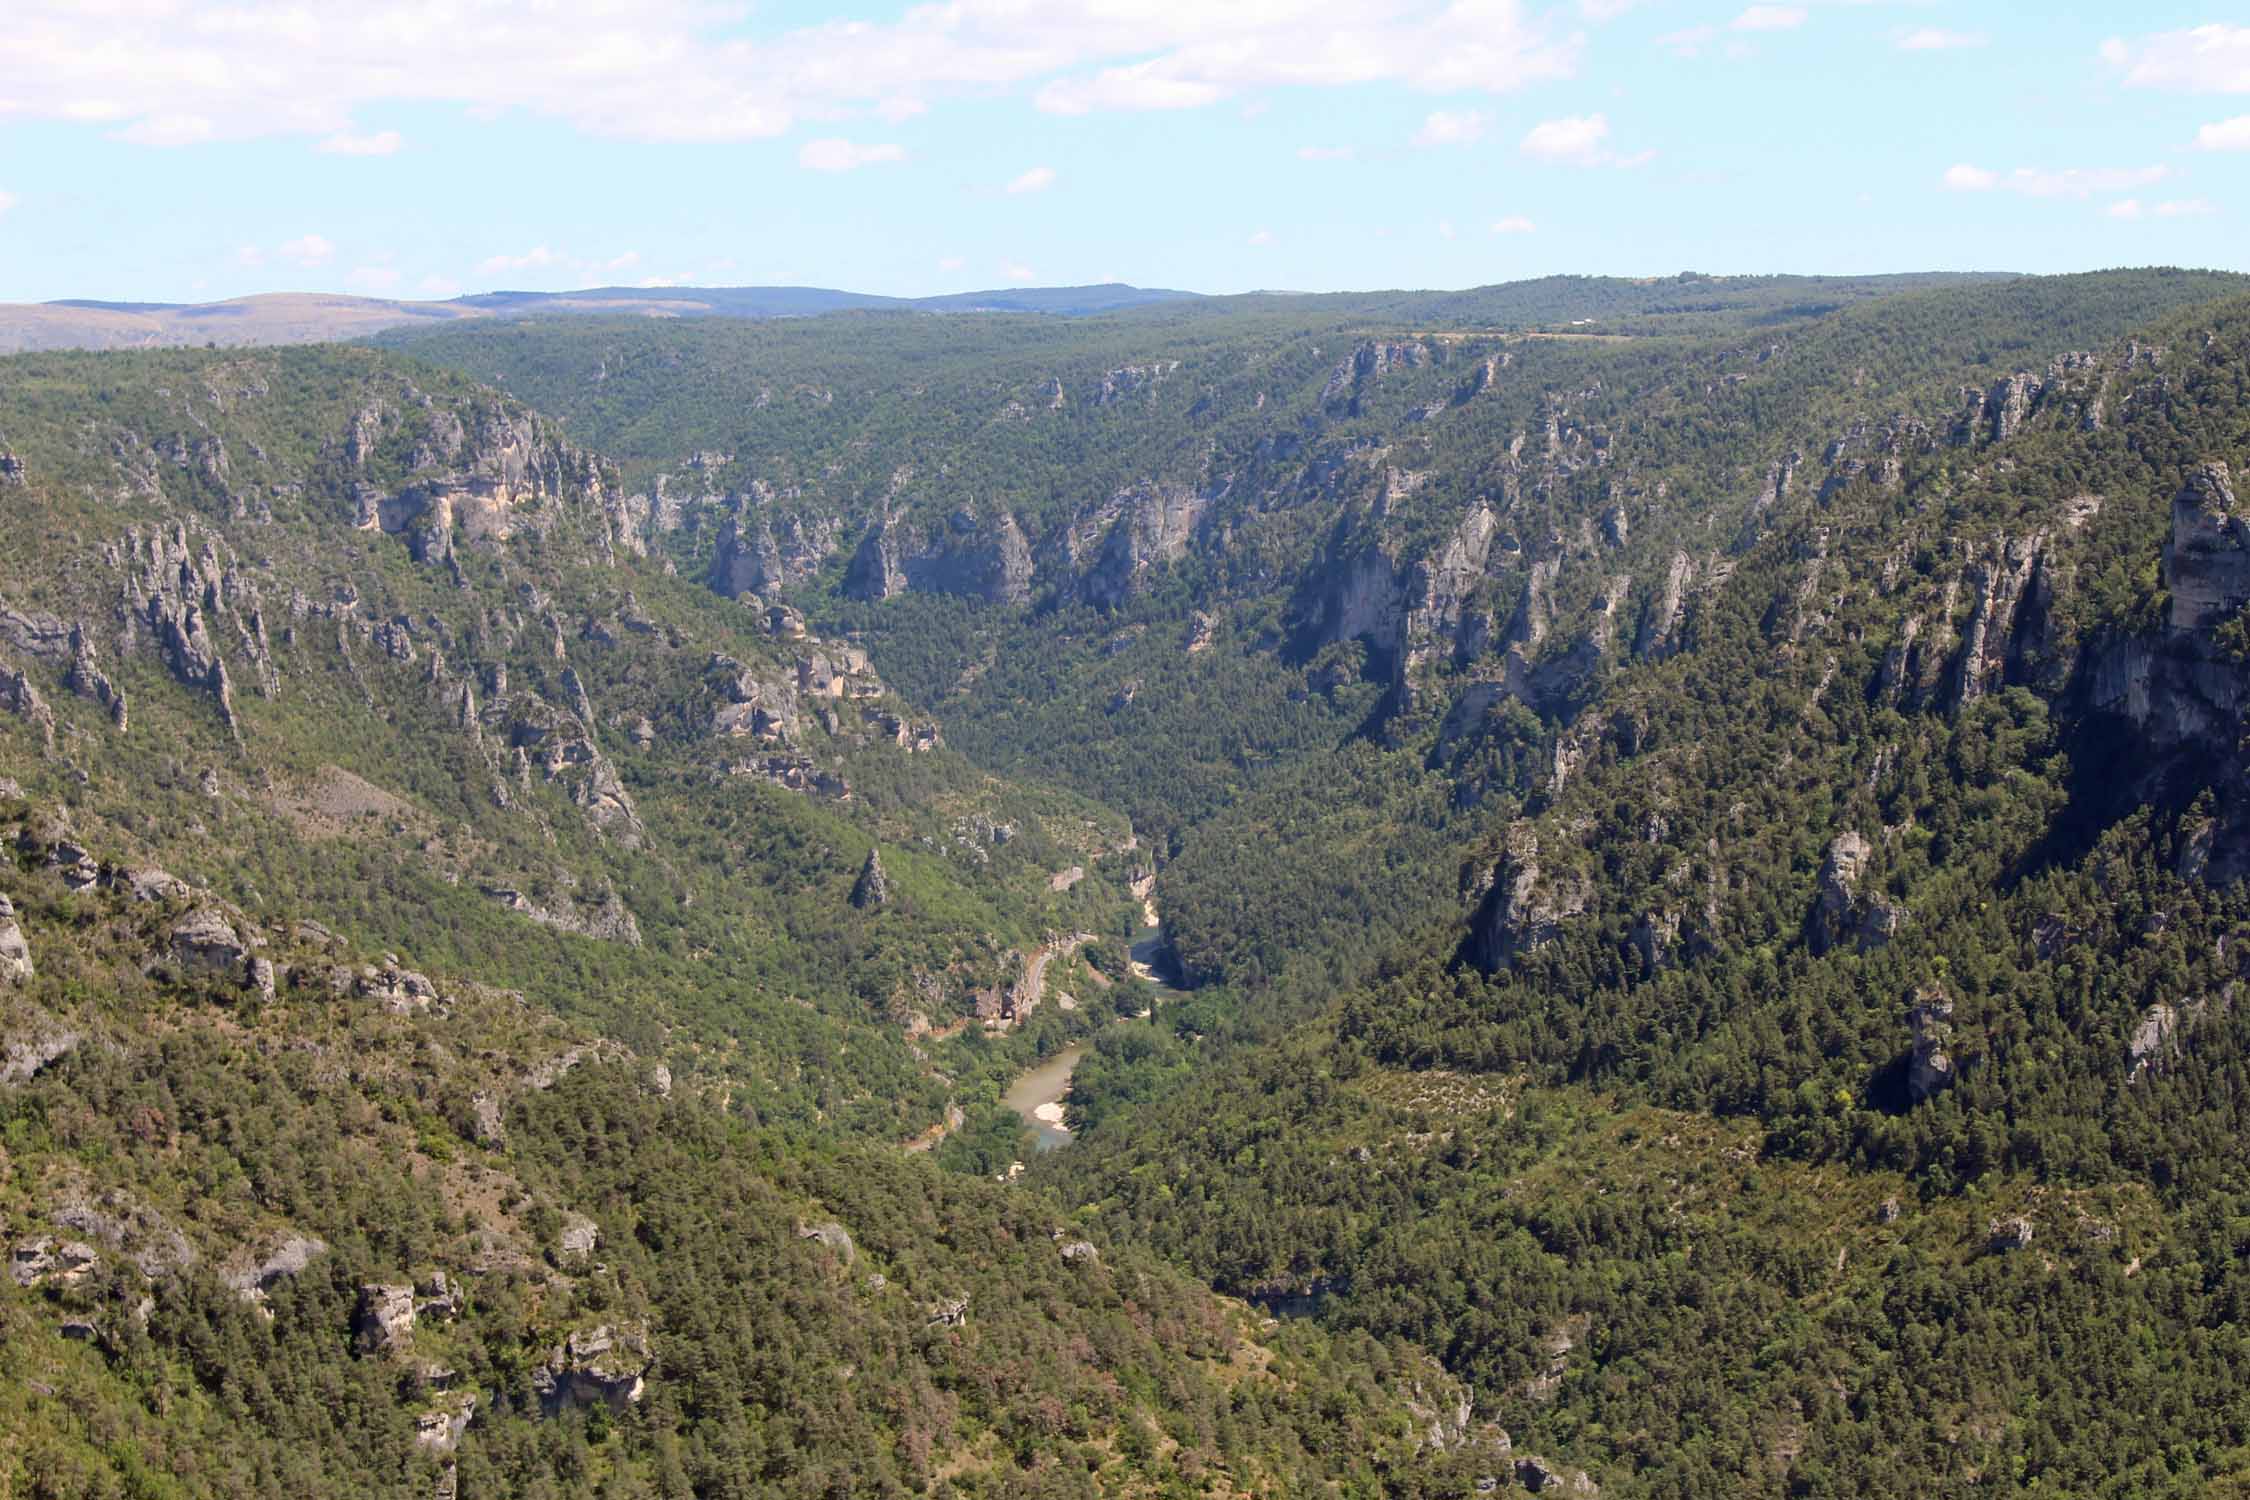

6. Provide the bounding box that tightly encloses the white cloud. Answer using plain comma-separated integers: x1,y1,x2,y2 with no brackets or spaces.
1521,113,1609,165
2157,197,2215,217
1298,145,1355,161
278,233,335,267
2197,115,2250,151
1491,214,1537,233
0,1,1583,148
1898,28,1984,52
603,251,641,272
1579,0,1641,17
1655,25,1717,58
1247,228,1276,246
1001,262,1036,282
1037,66,1225,115
478,246,561,275
875,97,926,123
417,274,462,299
0,191,15,217
2103,25,2250,93
1731,6,1805,33
1005,165,1057,194
116,113,216,147
1414,109,1488,147
2107,198,2144,221
1946,164,2174,199
797,137,906,171
234,244,266,269
318,129,402,156
937,256,966,271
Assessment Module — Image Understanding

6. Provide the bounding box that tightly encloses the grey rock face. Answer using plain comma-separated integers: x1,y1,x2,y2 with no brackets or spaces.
1468,828,1590,972
0,664,55,749
11,1236,100,1288
170,906,248,975
354,1283,416,1355
1807,832,1903,954
225,1235,327,1304
849,849,889,911
0,894,31,983
1905,990,1956,1103
1988,1215,2035,1251
534,1323,653,1414
557,1212,601,1261
1081,482,1209,609
797,1221,856,1263
2166,462,2250,633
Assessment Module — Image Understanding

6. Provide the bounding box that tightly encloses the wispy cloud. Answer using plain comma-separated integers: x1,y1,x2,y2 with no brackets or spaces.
937,256,966,272
1491,214,1536,234
1655,25,1717,58
1005,165,1057,194
1001,261,1036,282
1413,109,1489,148
2102,25,2250,93
4,0,1580,149
478,245,561,275
1898,28,1984,52
1943,163,2173,199
797,138,906,172
1520,113,1648,168
318,130,402,156
2197,115,2250,151
1247,228,1276,246
278,233,335,267
0,191,16,218
1731,6,1805,33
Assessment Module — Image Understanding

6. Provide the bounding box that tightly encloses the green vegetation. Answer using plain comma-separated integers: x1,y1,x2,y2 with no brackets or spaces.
10,268,2250,1493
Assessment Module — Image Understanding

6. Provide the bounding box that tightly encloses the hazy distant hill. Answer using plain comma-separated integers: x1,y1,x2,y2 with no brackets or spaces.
0,281,1203,353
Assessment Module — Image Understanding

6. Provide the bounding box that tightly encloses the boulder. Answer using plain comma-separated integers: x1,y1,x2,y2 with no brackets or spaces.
797,1221,855,1263
1989,1215,2035,1251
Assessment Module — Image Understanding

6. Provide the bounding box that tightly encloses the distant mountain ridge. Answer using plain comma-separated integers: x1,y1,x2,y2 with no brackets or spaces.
0,281,1203,353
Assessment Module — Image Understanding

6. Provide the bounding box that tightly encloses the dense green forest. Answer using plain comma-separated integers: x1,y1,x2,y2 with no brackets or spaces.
10,268,2250,1493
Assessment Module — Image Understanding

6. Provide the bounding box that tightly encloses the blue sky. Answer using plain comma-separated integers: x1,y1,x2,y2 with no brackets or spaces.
0,1,2244,303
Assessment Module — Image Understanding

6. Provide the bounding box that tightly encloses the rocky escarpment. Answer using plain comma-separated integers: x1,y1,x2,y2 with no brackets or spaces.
1465,826,1589,972
346,393,615,565
843,508,1034,605
2084,462,2250,881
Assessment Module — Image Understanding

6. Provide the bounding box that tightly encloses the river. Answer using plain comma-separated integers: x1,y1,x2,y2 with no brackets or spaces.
1003,915,1189,1151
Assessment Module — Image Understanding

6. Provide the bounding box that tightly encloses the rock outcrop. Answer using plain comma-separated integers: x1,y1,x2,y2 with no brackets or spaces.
1806,832,1905,954
842,510,1034,605
534,1323,652,1414
354,1282,416,1355
0,894,31,982
1467,828,1590,972
1904,989,1955,1103
849,849,889,910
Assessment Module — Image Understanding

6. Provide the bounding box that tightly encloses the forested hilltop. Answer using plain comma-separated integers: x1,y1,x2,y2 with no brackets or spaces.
8,266,2250,1495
